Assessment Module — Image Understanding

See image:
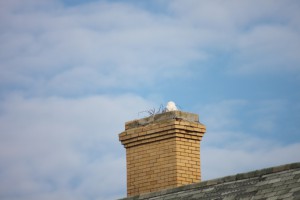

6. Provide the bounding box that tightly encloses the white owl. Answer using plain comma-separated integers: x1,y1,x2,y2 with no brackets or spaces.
166,101,178,112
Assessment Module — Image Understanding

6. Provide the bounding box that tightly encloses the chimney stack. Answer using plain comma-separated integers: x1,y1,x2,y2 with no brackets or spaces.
119,111,206,197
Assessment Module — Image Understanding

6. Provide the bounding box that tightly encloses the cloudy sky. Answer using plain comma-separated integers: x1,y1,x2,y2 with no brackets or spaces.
1,0,300,199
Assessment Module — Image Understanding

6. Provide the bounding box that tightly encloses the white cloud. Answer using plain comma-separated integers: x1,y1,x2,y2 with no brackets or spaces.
0,0,207,96
202,142,300,180
233,25,300,73
170,0,300,74
199,100,247,130
0,94,154,200
197,99,300,180
2,0,299,97
249,99,286,133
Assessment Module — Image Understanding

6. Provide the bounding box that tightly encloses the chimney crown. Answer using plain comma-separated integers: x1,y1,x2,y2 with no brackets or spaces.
125,110,200,130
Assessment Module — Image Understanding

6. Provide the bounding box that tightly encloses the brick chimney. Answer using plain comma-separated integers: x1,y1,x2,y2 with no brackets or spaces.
119,111,206,197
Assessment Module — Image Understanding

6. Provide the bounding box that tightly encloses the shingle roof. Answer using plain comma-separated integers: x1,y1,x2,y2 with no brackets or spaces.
119,162,300,200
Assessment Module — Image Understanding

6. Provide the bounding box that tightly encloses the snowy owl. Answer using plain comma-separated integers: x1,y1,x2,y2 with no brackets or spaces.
166,101,178,112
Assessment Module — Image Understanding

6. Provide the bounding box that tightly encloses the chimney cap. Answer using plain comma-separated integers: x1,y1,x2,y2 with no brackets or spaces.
125,110,200,130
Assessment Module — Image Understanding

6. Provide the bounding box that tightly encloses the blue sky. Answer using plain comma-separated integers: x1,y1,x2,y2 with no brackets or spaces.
0,0,300,199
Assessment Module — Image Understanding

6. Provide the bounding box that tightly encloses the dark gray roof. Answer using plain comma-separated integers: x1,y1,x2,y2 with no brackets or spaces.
119,162,300,200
